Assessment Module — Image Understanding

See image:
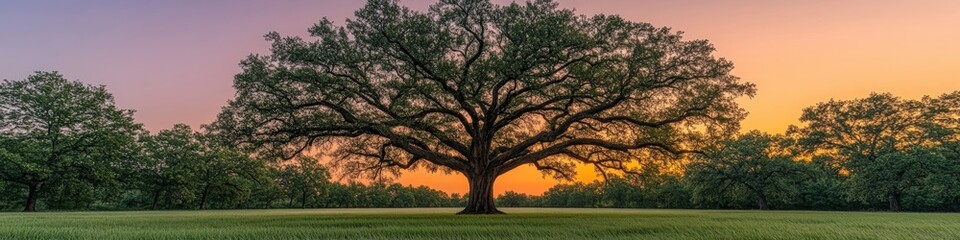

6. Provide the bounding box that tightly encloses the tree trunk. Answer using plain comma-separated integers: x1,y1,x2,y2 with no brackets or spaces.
199,185,211,210
888,191,902,212
301,189,308,208
458,172,503,214
757,191,769,210
23,181,41,212
288,191,296,208
151,190,161,210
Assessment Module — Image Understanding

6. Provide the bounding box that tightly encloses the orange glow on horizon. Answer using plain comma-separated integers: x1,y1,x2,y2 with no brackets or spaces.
3,0,957,196
397,1,960,195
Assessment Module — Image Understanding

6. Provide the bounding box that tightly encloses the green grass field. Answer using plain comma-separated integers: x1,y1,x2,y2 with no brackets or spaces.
1,208,959,239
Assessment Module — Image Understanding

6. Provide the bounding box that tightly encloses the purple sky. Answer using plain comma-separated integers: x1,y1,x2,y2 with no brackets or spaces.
5,0,958,134
4,0,960,193
2,1,367,131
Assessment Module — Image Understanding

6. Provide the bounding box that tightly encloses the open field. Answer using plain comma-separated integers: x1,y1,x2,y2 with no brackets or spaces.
1,208,959,239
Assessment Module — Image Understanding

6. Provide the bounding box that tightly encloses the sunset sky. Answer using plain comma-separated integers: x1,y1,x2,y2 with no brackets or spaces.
2,0,959,195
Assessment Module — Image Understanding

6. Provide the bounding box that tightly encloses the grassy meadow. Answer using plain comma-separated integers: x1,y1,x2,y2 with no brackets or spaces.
1,208,958,240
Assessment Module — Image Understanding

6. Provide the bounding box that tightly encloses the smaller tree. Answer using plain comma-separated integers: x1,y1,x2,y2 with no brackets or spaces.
496,191,534,207
541,183,601,208
133,124,202,209
0,72,141,212
274,157,331,208
408,185,449,207
686,131,806,210
845,147,946,211
656,175,692,209
241,169,283,209
194,132,265,210
792,155,853,210
447,193,467,207
132,124,266,210
923,91,960,210
790,93,937,211
601,166,684,208
324,183,359,208
598,177,645,208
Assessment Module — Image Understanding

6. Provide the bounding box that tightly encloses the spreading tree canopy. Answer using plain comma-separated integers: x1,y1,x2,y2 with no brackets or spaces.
213,0,754,214
687,131,807,210
0,72,141,212
789,92,957,211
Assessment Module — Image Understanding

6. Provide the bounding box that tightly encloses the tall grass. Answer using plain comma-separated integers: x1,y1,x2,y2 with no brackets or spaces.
1,208,958,239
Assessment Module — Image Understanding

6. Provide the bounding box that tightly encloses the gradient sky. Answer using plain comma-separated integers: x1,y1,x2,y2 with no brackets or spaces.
2,0,959,195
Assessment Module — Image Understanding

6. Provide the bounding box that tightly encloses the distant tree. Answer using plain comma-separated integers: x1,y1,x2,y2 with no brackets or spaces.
496,191,533,207
925,91,960,141
601,166,682,208
448,193,467,207
0,146,27,210
410,185,450,207
242,168,284,209
931,141,960,210
686,131,806,210
345,182,371,207
134,124,202,209
322,183,355,208
656,175,692,209
388,184,417,207
0,179,24,210
0,72,141,212
275,157,331,208
597,177,645,208
926,92,960,210
193,132,265,209
364,183,395,207
542,183,601,207
212,0,754,214
790,93,938,211
792,155,853,211
131,124,266,210
846,147,946,210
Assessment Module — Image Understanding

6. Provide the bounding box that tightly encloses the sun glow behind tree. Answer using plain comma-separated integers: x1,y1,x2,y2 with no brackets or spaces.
212,0,754,214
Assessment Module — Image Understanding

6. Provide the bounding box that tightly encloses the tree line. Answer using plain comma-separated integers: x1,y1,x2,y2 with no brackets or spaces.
0,72,464,211
499,92,960,212
3,72,959,212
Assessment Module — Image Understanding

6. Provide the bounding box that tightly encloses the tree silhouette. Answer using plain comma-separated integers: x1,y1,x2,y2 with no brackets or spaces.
790,93,943,211
212,0,754,214
687,131,806,210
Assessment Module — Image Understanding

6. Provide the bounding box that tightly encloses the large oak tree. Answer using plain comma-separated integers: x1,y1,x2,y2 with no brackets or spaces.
213,0,754,214
0,72,141,211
